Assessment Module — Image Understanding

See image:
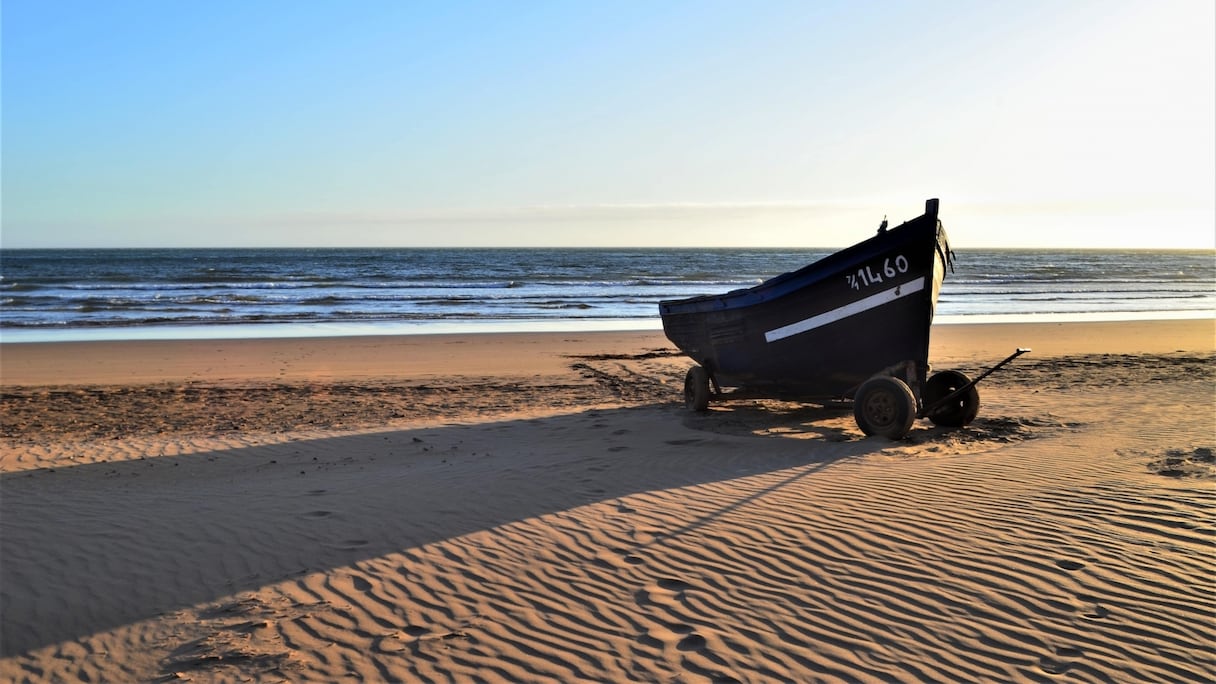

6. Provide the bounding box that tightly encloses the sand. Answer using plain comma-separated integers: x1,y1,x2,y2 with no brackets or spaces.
1,319,1213,682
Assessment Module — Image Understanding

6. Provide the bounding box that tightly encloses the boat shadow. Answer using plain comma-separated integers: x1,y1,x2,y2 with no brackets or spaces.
683,398,860,442
1,403,895,658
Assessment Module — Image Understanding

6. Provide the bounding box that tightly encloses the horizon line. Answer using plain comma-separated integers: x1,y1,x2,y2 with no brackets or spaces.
3,244,1214,252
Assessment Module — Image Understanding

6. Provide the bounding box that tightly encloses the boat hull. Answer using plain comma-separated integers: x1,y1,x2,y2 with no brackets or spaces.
659,199,949,399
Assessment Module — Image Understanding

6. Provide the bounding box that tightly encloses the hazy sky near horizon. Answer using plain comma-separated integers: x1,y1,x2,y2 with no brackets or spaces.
3,0,1214,249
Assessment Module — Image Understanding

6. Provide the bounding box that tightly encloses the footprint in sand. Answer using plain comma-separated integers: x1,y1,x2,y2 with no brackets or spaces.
608,445,630,452
352,576,373,593
658,578,692,592
1081,604,1110,619
327,539,369,551
623,554,645,565
1075,595,1110,620
677,633,707,652
1056,559,1086,571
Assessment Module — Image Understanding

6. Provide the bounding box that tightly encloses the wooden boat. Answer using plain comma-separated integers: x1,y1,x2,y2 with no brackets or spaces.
660,198,1004,439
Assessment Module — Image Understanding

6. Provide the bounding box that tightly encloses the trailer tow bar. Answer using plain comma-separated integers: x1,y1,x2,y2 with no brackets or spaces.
919,347,1031,419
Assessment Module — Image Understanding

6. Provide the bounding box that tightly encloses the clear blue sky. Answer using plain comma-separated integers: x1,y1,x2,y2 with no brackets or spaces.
3,0,1213,248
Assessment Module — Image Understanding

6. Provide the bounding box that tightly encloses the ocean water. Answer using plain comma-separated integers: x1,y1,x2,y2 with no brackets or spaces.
1,247,1212,342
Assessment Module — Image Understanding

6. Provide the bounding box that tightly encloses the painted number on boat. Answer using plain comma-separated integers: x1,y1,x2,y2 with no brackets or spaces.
846,255,909,290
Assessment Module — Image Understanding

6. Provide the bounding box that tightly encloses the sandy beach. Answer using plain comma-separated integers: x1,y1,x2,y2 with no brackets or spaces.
1,319,1213,682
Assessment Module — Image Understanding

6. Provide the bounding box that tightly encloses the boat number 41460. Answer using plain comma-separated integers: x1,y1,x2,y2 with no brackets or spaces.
845,255,910,291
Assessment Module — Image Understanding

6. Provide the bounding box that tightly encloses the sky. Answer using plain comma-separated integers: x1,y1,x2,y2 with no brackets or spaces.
2,0,1214,249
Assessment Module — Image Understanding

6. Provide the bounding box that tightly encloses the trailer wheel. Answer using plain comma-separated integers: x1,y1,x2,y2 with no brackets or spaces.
854,376,916,439
684,366,711,412
923,370,980,427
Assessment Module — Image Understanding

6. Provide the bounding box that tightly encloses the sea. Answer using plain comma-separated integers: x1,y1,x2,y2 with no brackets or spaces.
1,248,1213,343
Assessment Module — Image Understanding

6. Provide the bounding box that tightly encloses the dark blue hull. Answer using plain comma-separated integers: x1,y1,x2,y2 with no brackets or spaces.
660,199,950,400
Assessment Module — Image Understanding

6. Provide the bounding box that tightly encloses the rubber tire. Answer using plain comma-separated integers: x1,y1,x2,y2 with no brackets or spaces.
853,376,917,439
923,370,981,427
684,366,711,412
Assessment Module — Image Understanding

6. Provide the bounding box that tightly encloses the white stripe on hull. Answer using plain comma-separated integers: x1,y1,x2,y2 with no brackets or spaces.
764,276,926,343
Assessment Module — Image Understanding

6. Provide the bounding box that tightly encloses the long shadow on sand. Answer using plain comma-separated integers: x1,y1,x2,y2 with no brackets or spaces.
2,402,917,656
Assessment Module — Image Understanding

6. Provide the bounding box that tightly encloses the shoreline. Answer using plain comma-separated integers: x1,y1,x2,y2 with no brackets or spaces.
0,309,1212,345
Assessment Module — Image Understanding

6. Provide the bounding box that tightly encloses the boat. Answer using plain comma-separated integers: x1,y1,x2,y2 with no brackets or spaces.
659,198,1023,439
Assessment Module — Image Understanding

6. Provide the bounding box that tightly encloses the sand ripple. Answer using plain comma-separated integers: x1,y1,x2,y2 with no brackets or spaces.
2,354,1213,682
